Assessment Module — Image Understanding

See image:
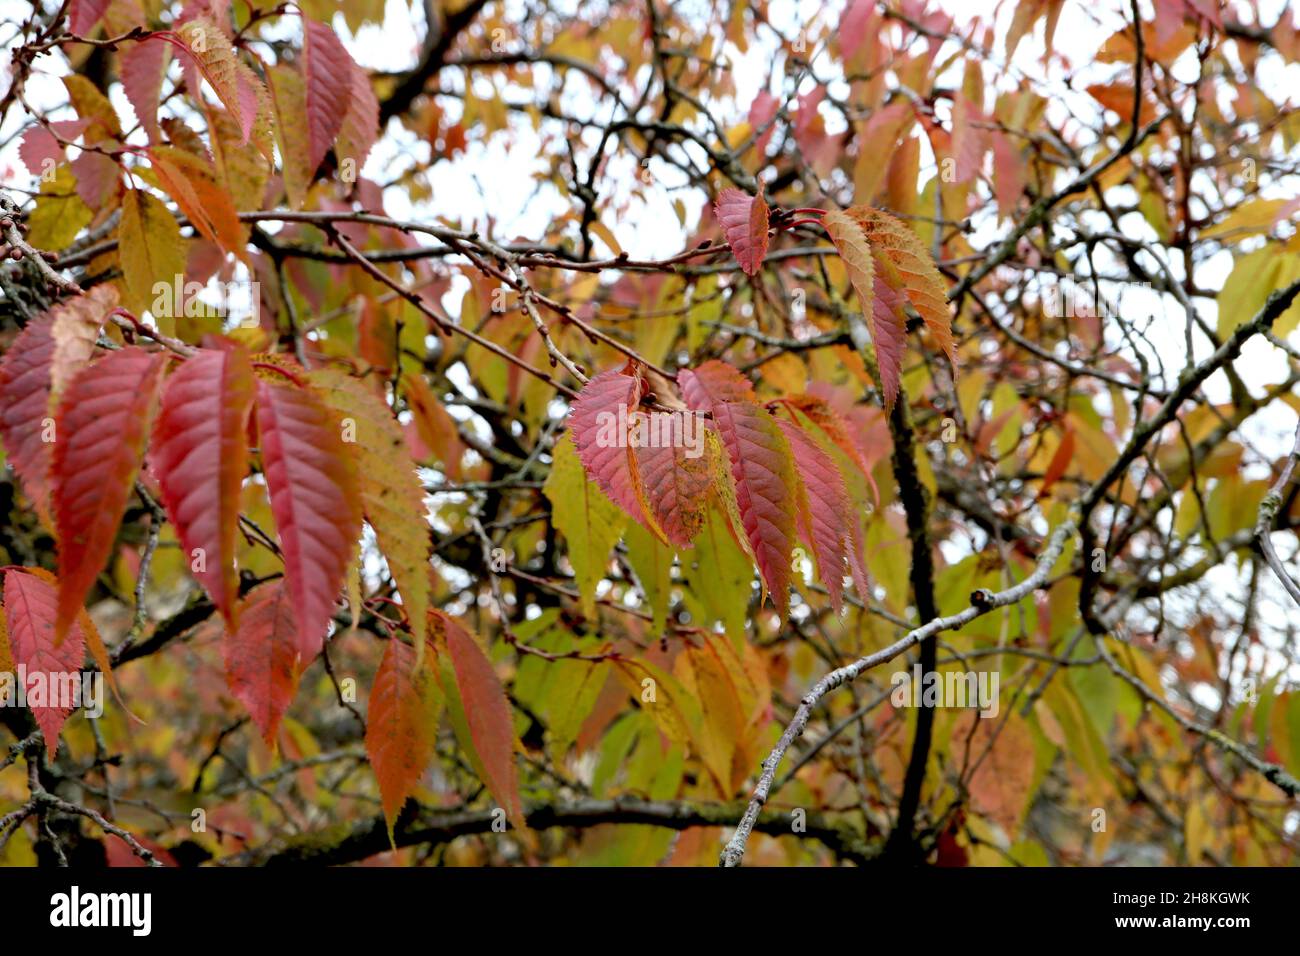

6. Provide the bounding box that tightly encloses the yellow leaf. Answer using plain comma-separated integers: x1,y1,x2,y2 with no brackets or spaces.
311,368,430,656
118,189,186,333
26,165,92,251
268,64,312,210
1217,244,1300,339
1202,198,1287,241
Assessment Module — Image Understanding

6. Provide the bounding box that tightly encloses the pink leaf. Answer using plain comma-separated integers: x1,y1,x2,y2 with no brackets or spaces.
4,569,86,757
714,187,769,276
747,91,779,157
569,365,658,533
120,37,168,143
69,0,111,35
18,127,62,176
255,378,363,660
0,316,56,516
778,419,868,613
302,19,354,175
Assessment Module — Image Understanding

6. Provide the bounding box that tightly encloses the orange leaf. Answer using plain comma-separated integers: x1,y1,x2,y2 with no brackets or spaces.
849,204,956,370
436,610,524,828
148,145,247,262
366,634,442,836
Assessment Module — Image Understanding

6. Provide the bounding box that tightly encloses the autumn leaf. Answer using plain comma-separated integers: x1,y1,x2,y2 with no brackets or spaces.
714,187,769,276
849,204,957,370
366,633,442,837
0,315,57,518
48,284,119,405
118,189,187,329
302,19,355,175
152,346,255,629
952,710,1036,836
3,568,86,757
267,64,312,211
335,60,380,174
120,37,169,144
148,145,246,261
52,347,166,642
778,419,868,613
311,368,430,654
69,0,111,35
401,374,465,480
435,610,525,829
173,17,259,144
569,364,664,541
255,376,364,660
543,434,626,619
679,364,797,617
25,164,92,251
822,208,876,336
224,579,303,746
634,414,712,547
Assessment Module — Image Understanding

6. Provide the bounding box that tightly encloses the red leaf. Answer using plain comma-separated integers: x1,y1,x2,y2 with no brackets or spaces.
223,579,302,745
778,419,868,613
634,414,713,548
302,19,354,175
868,275,909,409
152,347,255,628
336,59,380,173
69,0,111,35
52,347,165,642
569,365,660,536
780,393,882,505
3,569,86,757
676,359,757,408
747,91,779,156
18,126,62,176
120,37,169,144
680,366,796,616
437,610,524,827
366,634,441,833
714,187,769,276
255,378,362,660
0,315,57,517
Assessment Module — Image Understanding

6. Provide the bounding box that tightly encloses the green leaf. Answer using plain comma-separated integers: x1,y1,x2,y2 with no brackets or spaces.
544,433,626,619
624,521,673,635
